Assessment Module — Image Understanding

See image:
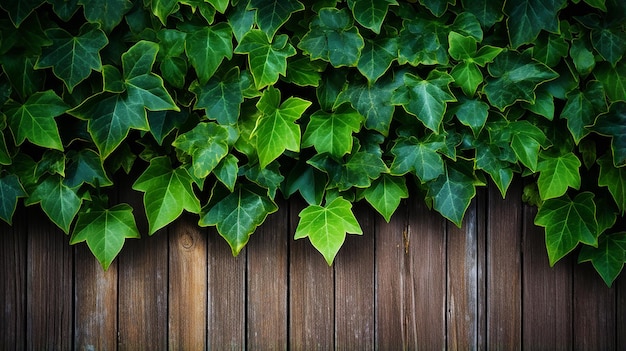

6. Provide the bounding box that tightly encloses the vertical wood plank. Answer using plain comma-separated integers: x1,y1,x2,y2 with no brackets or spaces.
289,199,334,350
573,264,615,350
375,197,446,349
617,275,626,350
247,201,289,349
334,203,375,350
207,227,246,350
26,215,73,350
73,245,118,350
117,232,169,350
168,215,207,350
487,182,522,350
0,209,27,350
522,204,573,350
447,195,485,350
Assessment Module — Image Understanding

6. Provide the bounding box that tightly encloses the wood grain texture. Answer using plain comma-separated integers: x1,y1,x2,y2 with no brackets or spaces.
487,182,522,350
334,203,375,350
0,208,26,350
618,275,626,350
247,200,289,350
26,215,73,350
206,225,246,350
522,204,573,351
375,196,446,349
447,195,485,351
289,199,334,350
168,215,208,350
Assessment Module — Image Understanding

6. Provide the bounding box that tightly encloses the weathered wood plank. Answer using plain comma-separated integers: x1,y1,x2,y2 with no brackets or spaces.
73,245,118,350
117,232,169,350
26,214,73,350
247,201,289,349
334,203,375,350
375,197,446,349
618,275,626,350
207,227,246,350
522,204,573,350
447,195,485,350
573,264,616,350
0,209,27,350
168,215,208,350
487,183,522,350
289,199,334,350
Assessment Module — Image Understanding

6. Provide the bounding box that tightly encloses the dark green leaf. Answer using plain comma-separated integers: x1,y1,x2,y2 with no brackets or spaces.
0,0,44,27
427,161,480,227
452,97,489,136
347,0,397,34
284,56,326,87
214,154,239,192
357,37,397,83
249,0,304,40
561,82,606,144
172,122,230,179
184,23,233,85
504,0,567,48
390,136,445,182
419,0,455,17
78,0,133,32
235,30,296,89
191,67,245,125
598,153,626,214
1,55,45,100
64,149,113,188
593,101,626,166
337,76,396,136
0,174,27,224
594,62,626,102
532,33,569,67
398,17,449,66
199,185,278,255
25,175,81,233
535,192,598,266
147,110,189,145
461,0,504,28
241,161,284,199
70,204,140,270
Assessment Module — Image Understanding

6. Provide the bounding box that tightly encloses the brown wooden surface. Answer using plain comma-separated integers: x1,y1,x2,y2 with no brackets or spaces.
2,183,626,350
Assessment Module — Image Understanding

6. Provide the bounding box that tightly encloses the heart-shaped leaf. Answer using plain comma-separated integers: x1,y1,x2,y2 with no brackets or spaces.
537,151,581,200
183,23,233,85
346,0,397,34
235,30,296,89
302,104,364,158
579,232,626,287
249,0,304,40
361,174,408,222
25,175,81,233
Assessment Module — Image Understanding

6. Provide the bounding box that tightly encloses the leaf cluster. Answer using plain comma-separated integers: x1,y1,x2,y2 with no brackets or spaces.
1,0,625,285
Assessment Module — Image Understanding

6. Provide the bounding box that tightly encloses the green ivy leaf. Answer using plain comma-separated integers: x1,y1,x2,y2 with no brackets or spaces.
190,67,245,125
173,122,230,179
532,33,569,67
199,185,278,255
64,149,113,188
1,55,45,100
591,23,626,67
132,157,201,234
25,175,81,233
346,0,397,34
252,87,311,168
579,232,626,287
148,110,189,145
302,104,364,158
474,141,514,197
510,120,548,172
0,0,44,27
235,29,296,89
561,81,606,144
461,0,504,28
70,204,140,270
214,154,239,192
284,56,326,87
419,0,455,17
537,151,581,200
426,161,480,227
249,0,304,40
283,163,327,205
0,174,27,224
6,90,68,150
183,23,233,85
535,192,598,266
35,24,108,92
390,135,445,182
309,149,387,191
337,76,397,136
594,62,626,102
294,196,362,265
391,70,456,133
78,0,132,32
361,174,408,222
207,0,229,13
598,153,626,214
570,38,596,76
451,97,489,136
593,101,626,167
504,0,567,48
484,50,559,111
151,0,178,24
298,7,365,67
228,0,256,42
398,17,449,66
357,37,397,83
241,161,284,199
157,29,187,88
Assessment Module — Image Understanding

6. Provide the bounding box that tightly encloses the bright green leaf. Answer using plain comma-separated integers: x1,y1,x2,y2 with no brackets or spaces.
184,23,233,85
35,24,108,92
249,0,304,40
510,120,548,172
235,29,296,89
207,0,229,13
504,0,567,48
214,154,239,192
0,174,27,224
6,90,67,150
302,104,364,158
346,0,397,34
390,136,445,182
298,7,365,68
537,151,581,200
25,175,81,233
70,204,140,270
294,196,362,265
199,185,278,255
150,0,178,24
362,174,408,222
173,122,230,179
252,87,311,167
535,192,598,266
132,157,201,234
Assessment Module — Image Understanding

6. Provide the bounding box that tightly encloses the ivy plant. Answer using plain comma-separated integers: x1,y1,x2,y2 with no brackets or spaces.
1,0,625,286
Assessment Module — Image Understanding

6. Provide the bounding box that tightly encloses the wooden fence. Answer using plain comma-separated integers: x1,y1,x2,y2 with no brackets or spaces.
1,182,625,350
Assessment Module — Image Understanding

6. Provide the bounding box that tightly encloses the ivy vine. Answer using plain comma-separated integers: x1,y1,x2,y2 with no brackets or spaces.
1,0,625,286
